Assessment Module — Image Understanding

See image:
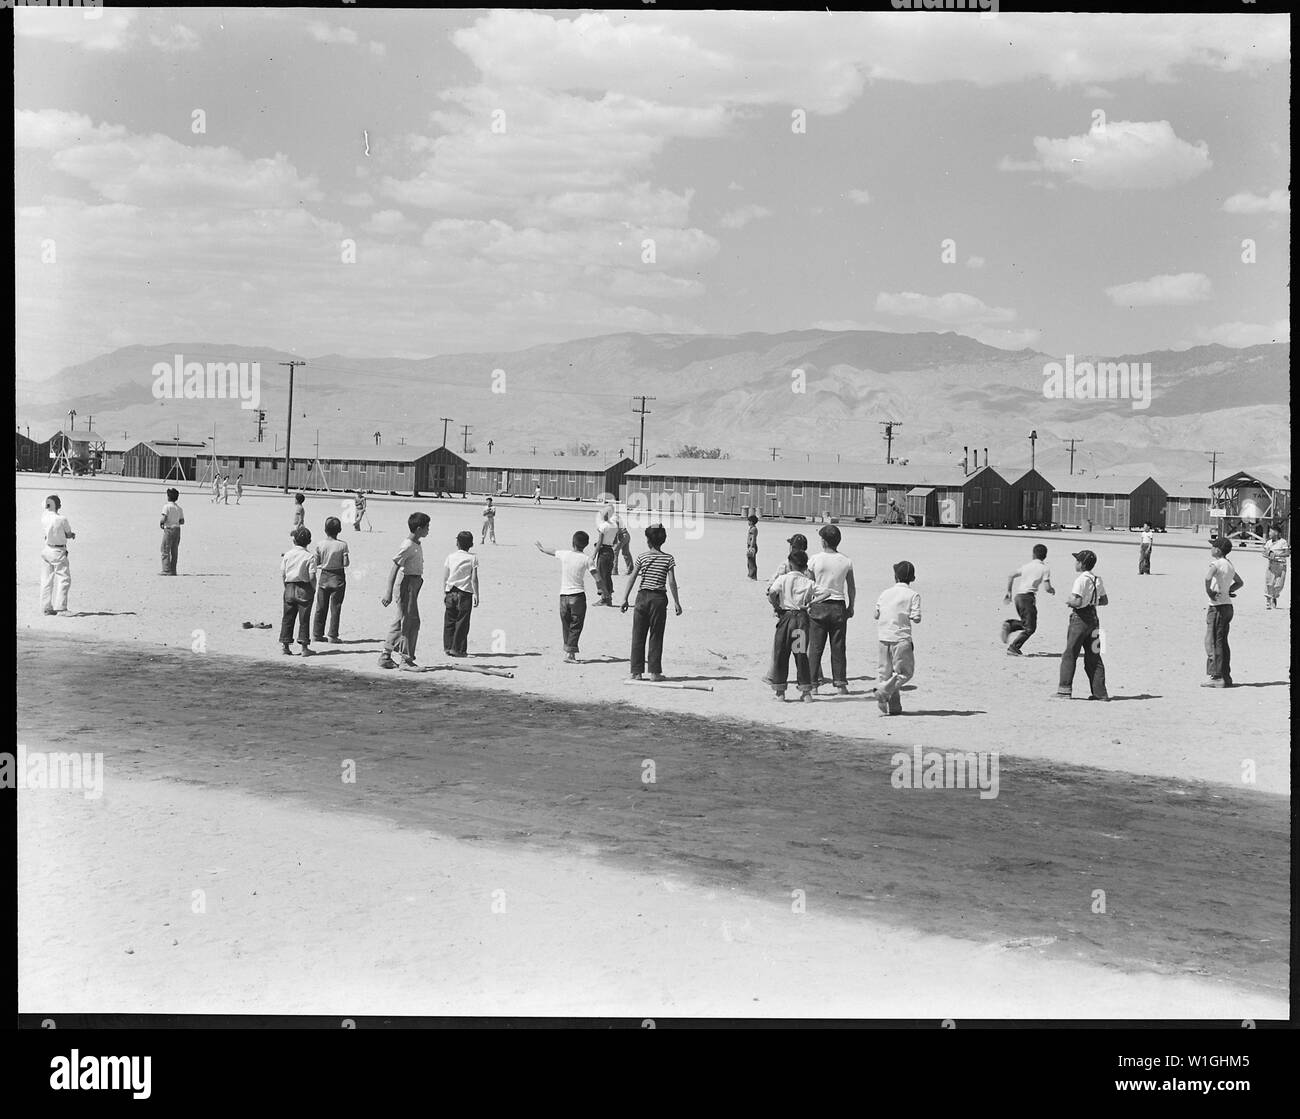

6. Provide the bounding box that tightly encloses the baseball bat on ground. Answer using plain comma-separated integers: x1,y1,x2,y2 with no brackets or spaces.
623,679,714,692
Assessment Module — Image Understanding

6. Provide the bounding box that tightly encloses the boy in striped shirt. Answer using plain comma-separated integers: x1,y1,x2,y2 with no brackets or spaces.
619,523,682,680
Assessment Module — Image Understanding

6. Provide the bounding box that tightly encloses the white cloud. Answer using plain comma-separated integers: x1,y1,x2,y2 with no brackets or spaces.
342,191,376,208
1000,120,1211,190
362,210,416,236
1082,85,1115,99
15,109,127,150
1105,272,1212,307
18,110,321,209
965,256,986,270
719,204,772,230
1195,320,1289,347
14,7,138,51
307,22,359,46
875,291,1017,325
1223,188,1289,215
846,188,871,205
149,25,200,53
368,41,387,58
727,181,744,191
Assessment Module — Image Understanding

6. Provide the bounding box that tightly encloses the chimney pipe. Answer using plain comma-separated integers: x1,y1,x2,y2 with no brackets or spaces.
963,446,968,476
983,448,989,468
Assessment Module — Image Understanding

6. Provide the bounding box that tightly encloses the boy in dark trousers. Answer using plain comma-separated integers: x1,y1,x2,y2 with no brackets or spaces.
442,530,480,657
1055,549,1108,700
766,549,833,701
745,514,759,580
280,527,319,656
1203,536,1242,687
379,512,430,669
312,516,350,642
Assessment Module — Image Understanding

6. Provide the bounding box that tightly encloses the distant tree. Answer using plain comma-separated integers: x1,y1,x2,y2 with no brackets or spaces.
677,445,725,459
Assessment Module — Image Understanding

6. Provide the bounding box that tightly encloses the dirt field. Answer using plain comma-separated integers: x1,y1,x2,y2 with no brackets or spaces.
15,474,1291,1017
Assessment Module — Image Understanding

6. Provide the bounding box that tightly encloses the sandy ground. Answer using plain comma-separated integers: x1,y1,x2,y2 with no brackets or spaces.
18,770,1285,1019
15,474,1290,1018
17,474,1290,791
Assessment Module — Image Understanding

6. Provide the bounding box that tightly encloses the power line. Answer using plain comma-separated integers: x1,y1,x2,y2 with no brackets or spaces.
631,396,655,467
1064,437,1083,476
278,361,306,492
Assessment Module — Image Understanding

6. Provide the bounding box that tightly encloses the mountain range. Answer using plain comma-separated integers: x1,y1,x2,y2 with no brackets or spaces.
15,330,1290,483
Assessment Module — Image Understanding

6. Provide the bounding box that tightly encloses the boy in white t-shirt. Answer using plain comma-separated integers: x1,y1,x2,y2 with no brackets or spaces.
160,487,185,575
1002,543,1055,655
536,530,595,661
873,561,921,715
1138,523,1154,575
1203,537,1242,687
40,494,75,614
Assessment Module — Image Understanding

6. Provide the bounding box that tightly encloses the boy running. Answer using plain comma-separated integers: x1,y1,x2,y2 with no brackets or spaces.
874,561,921,715
1002,543,1055,655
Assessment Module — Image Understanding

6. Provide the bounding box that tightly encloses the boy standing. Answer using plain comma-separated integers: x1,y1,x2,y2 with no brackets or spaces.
279,527,319,657
313,516,350,642
292,492,306,534
1002,543,1055,655
536,531,593,661
1055,549,1108,700
1204,537,1242,687
481,497,497,545
1138,524,1154,575
874,561,921,715
1263,526,1288,609
620,523,683,681
160,487,185,575
379,512,430,669
766,549,833,701
808,524,855,693
235,474,244,504
614,515,634,575
40,494,75,615
745,514,759,580
593,504,618,605
443,530,480,657
533,483,542,505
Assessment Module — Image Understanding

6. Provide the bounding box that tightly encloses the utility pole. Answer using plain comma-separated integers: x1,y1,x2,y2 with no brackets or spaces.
86,414,94,432
631,396,655,466
769,447,780,461
255,409,267,443
67,409,76,432
374,431,381,446
1029,429,1038,471
439,417,452,448
487,439,494,454
531,445,537,457
879,420,902,464
460,424,472,453
1205,450,1223,483
630,436,639,464
1065,437,1082,476
278,360,306,493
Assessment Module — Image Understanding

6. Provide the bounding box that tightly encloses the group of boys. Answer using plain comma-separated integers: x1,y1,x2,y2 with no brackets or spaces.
759,522,920,714
210,473,243,505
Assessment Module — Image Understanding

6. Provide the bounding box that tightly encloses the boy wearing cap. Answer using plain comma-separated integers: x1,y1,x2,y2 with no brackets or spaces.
1055,549,1108,700
1204,537,1242,687
1002,543,1055,655
873,561,921,715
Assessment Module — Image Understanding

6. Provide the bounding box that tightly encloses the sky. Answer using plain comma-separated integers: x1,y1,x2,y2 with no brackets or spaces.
14,7,1291,380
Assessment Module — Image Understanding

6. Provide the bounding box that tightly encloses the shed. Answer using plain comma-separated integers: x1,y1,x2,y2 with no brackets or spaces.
1010,469,1055,528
